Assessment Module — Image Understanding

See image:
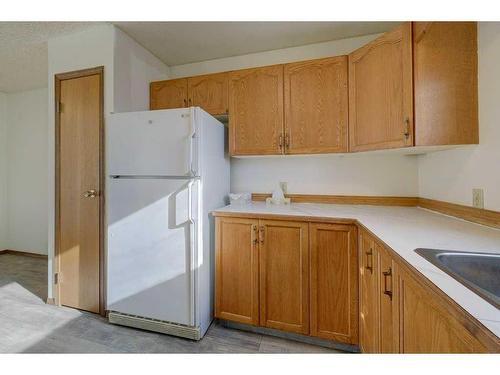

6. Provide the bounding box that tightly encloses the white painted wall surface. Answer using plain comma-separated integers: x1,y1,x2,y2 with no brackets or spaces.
170,33,420,197
0,92,7,249
5,89,48,254
418,22,500,211
113,28,169,113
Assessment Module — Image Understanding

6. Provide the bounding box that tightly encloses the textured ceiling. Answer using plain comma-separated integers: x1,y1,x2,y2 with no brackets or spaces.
0,22,102,92
0,21,398,93
114,22,398,66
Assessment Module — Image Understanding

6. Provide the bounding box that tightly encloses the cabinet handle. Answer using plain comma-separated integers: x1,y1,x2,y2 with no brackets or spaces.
365,248,373,273
383,267,393,300
184,98,188,107
404,117,411,139
252,225,258,246
278,134,283,151
285,132,290,151
188,98,192,106
259,226,265,245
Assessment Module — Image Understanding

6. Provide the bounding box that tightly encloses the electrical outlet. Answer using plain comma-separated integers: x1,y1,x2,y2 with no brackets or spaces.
472,188,484,209
279,181,288,194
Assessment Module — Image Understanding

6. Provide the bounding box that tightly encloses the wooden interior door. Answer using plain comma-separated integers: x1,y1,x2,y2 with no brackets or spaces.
284,56,348,154
150,78,188,110
349,22,413,152
378,245,400,353
413,22,478,146
358,231,380,353
309,223,358,344
57,68,103,314
259,220,309,334
228,65,284,156
215,217,260,325
399,268,487,353
187,72,228,115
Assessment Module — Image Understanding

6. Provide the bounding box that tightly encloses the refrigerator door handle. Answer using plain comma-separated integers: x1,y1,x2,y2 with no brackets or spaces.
188,107,197,176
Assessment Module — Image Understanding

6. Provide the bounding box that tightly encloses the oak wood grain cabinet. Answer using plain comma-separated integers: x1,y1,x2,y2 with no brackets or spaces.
150,78,188,110
284,56,348,154
399,266,487,353
413,22,478,146
349,22,414,152
215,217,259,325
358,231,379,353
228,65,284,156
309,223,358,344
259,220,309,334
187,72,228,115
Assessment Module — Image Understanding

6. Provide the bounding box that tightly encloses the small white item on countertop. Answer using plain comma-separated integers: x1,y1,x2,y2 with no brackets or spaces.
229,192,251,205
265,184,291,205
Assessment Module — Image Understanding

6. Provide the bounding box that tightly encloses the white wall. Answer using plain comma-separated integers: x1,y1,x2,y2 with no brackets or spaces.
418,22,500,211
113,28,169,112
170,33,420,197
4,89,48,254
0,92,7,249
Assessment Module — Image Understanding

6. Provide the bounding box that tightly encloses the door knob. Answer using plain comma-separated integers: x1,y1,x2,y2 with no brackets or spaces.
83,189,98,198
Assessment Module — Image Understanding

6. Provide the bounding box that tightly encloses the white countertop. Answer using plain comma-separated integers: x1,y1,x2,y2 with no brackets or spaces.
213,202,500,337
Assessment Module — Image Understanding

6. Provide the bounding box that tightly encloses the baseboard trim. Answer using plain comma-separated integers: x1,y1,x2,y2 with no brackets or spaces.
0,249,48,259
219,319,359,353
250,193,500,229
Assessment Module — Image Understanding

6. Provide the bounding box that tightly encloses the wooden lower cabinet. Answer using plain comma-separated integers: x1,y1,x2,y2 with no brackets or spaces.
399,267,488,353
309,223,358,344
259,220,309,334
358,231,379,352
215,217,259,325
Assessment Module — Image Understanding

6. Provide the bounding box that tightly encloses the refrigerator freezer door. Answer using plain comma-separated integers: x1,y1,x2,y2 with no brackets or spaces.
106,108,199,176
107,177,198,325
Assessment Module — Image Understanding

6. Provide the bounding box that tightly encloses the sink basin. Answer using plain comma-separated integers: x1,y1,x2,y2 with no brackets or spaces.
415,248,500,309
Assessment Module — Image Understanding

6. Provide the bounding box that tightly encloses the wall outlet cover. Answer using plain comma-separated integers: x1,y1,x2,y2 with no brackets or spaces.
472,188,484,209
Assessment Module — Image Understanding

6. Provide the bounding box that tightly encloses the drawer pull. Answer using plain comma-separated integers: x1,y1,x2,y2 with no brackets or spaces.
383,267,393,300
259,226,265,245
365,248,373,273
252,225,258,246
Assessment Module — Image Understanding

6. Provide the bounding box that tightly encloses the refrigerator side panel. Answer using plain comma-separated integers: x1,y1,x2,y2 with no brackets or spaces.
196,108,230,336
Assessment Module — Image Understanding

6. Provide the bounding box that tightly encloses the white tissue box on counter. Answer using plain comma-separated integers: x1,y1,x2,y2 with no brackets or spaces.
229,193,252,205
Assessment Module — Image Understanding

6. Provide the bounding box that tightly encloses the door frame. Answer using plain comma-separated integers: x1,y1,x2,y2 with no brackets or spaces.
54,66,105,316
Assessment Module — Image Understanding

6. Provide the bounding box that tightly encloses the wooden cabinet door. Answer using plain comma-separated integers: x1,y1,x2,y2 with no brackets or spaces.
187,72,228,115
349,22,413,152
150,78,188,110
378,245,400,353
215,217,260,325
358,231,380,353
413,22,478,146
228,65,284,156
284,56,348,154
399,267,487,353
309,223,358,344
259,220,309,334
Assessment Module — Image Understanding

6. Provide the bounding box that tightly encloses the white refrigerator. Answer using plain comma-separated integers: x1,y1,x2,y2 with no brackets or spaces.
106,107,229,340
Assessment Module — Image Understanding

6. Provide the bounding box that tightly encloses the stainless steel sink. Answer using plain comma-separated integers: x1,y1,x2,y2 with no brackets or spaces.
415,248,500,309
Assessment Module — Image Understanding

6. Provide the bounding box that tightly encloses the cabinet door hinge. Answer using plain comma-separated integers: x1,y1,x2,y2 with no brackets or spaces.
56,101,63,114
54,272,60,285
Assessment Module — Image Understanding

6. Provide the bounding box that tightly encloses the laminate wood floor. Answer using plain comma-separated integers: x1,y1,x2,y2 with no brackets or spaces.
0,253,341,353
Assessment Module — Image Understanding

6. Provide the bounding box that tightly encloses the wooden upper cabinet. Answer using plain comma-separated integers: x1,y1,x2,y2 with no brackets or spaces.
413,22,478,146
309,223,358,344
349,22,414,152
229,65,284,156
399,267,487,353
284,56,348,154
358,231,379,353
187,72,228,115
378,245,400,353
215,217,260,326
150,78,188,110
259,220,309,334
